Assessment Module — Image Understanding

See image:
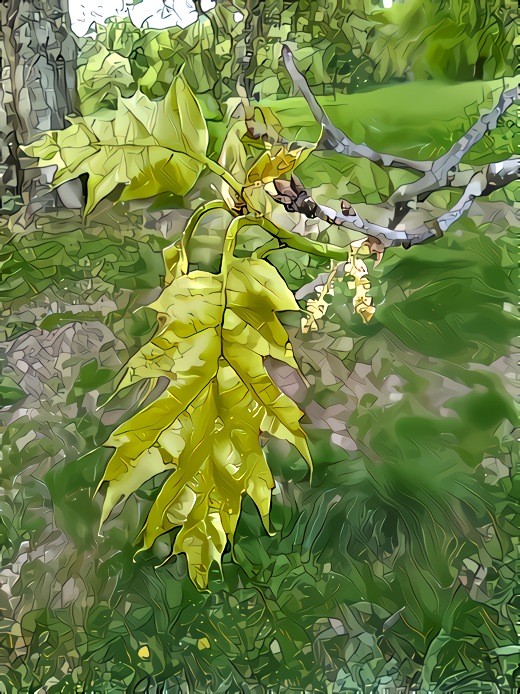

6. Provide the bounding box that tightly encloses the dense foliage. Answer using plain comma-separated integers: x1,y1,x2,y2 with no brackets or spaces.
0,1,518,692
77,0,518,111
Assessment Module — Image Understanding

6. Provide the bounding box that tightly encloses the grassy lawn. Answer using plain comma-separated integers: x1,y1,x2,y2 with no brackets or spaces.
207,78,518,166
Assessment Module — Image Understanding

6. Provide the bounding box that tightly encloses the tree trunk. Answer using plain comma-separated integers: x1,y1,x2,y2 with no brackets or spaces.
232,0,264,100
0,2,18,203
0,0,80,213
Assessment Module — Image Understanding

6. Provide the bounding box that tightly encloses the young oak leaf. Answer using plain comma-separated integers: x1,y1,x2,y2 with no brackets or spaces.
22,72,208,215
78,44,136,115
98,257,309,589
246,106,284,145
246,143,315,186
242,139,318,217
218,120,249,211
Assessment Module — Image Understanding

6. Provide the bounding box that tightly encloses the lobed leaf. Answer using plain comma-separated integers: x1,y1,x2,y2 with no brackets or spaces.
99,257,308,587
22,73,209,215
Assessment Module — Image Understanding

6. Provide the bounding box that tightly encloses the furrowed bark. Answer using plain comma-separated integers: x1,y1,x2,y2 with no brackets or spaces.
3,0,80,214
0,0,19,199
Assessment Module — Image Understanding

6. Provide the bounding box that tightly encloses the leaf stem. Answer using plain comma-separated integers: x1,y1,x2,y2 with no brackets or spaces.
198,154,244,196
220,216,251,276
180,200,231,274
256,217,352,260
252,238,281,258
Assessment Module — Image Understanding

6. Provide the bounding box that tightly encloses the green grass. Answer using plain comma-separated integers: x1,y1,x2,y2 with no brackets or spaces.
207,78,518,206
264,77,518,159
208,78,518,164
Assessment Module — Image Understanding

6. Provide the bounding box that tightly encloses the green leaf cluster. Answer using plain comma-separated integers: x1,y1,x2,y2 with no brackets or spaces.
2,3,518,687
78,43,136,115
76,0,516,110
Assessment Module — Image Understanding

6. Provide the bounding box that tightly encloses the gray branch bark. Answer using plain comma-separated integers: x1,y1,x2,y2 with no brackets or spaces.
272,158,519,249
277,47,519,251
281,45,432,173
388,83,519,205
237,0,263,100
295,157,519,299
282,45,519,209
435,157,519,233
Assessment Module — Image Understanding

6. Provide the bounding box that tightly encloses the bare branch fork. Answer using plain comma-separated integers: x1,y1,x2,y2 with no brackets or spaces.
281,46,432,173
271,158,519,249
277,46,519,250
291,158,519,299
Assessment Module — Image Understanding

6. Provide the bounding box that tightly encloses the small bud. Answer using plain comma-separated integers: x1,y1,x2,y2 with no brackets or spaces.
341,200,355,216
290,174,305,194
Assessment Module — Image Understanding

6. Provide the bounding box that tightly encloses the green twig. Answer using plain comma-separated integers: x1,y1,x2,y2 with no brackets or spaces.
252,238,281,258
163,200,230,280
256,217,352,260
